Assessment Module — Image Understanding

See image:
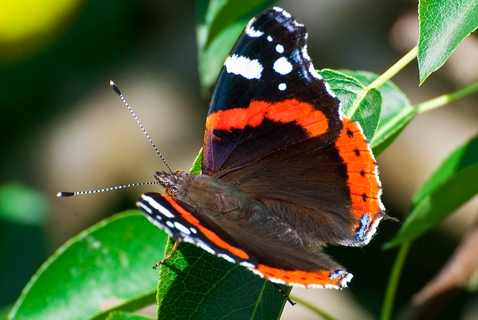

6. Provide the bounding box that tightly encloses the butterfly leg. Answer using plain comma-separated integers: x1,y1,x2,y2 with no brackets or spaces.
152,240,181,269
271,283,296,306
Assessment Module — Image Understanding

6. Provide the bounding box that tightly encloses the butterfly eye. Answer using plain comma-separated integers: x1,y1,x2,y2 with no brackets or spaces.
169,186,179,198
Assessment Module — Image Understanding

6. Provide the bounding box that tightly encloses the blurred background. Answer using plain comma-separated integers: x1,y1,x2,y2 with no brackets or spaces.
1,0,477,319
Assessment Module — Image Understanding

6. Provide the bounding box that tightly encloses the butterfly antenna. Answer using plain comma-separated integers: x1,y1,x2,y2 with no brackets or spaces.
57,181,160,197
109,80,174,174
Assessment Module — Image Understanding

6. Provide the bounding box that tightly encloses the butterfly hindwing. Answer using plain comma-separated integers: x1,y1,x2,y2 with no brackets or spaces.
137,192,353,288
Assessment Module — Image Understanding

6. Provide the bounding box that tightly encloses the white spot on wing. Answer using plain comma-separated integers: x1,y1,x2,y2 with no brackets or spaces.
141,195,174,218
245,20,263,38
144,216,174,237
308,64,322,80
268,277,288,285
166,221,174,229
302,45,311,61
278,83,287,91
323,79,337,98
226,54,263,80
267,35,273,42
273,57,293,75
184,237,215,255
240,261,255,268
274,7,291,18
276,44,284,53
136,201,152,214
250,268,265,278
218,254,235,263
174,221,191,235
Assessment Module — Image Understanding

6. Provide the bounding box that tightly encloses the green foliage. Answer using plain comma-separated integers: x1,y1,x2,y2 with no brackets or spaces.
320,69,382,141
105,311,153,320
418,0,478,83
0,182,50,226
8,212,166,320
156,241,287,319
385,135,478,248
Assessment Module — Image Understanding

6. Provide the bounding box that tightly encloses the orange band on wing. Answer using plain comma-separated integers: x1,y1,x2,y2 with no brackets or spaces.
334,119,382,224
256,264,351,288
206,99,329,138
164,196,250,260
166,196,200,225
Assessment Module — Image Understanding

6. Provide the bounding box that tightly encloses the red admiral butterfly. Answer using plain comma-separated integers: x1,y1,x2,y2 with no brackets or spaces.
136,7,384,289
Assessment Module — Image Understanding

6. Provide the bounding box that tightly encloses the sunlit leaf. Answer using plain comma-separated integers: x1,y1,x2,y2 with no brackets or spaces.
418,0,478,83
8,211,167,320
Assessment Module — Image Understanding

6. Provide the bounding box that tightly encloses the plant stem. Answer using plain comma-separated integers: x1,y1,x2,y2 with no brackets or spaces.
368,47,418,90
349,47,417,116
416,81,478,114
380,241,411,320
289,294,337,320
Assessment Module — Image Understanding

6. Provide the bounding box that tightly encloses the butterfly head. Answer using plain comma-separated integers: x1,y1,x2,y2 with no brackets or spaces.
154,170,192,198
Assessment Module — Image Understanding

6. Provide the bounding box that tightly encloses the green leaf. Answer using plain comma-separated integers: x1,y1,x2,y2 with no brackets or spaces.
418,0,478,84
189,148,203,175
372,107,416,156
339,70,417,156
319,69,382,141
196,0,276,93
385,134,478,248
353,88,382,141
157,241,288,319
105,311,153,320
8,211,168,320
0,182,50,225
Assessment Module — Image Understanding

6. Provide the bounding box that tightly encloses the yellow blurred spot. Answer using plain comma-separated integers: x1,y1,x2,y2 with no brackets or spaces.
0,0,84,64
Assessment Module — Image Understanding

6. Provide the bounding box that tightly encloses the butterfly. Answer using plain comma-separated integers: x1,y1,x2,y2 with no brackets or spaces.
136,6,384,288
